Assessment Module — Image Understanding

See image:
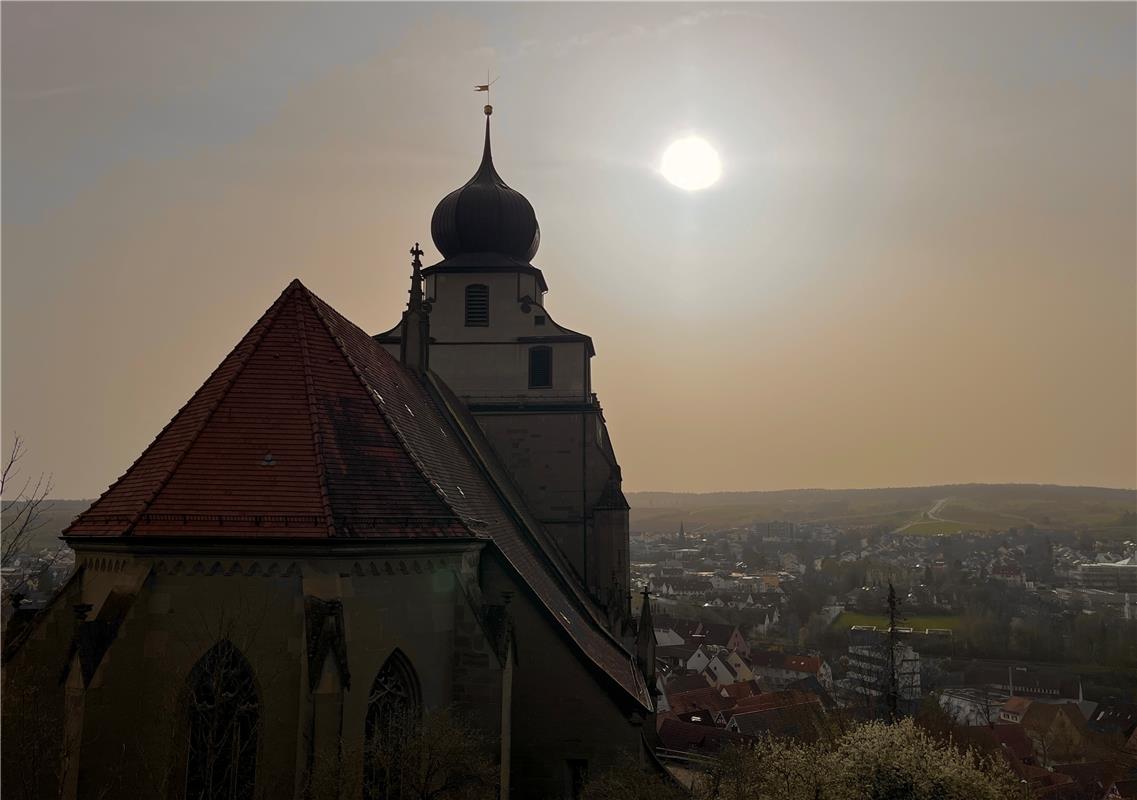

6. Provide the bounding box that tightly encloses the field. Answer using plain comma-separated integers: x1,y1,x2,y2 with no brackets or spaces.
628,484,1136,536
896,521,977,535
830,611,967,632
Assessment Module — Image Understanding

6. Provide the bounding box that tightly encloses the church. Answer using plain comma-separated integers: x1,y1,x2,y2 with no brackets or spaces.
2,106,658,800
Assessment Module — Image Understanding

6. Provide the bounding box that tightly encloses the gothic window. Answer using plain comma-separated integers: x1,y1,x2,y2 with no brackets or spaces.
567,759,589,799
529,346,552,388
184,641,260,800
464,284,489,327
363,649,421,800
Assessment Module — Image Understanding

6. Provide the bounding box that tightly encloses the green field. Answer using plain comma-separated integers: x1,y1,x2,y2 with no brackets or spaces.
897,521,976,535
831,612,966,631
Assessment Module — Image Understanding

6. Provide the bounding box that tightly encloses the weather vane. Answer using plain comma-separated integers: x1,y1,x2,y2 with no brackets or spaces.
474,71,498,115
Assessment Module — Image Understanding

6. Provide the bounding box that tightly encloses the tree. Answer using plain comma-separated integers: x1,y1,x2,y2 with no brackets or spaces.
1,434,54,567
580,757,687,800
584,720,1021,800
306,708,498,800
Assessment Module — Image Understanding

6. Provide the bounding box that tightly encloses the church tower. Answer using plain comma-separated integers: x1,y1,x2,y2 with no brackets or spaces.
377,106,632,632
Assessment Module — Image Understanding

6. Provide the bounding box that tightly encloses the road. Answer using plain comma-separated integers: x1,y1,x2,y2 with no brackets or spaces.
894,497,953,532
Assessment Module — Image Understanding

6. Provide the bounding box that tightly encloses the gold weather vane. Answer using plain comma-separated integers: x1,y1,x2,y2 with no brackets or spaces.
474,72,498,114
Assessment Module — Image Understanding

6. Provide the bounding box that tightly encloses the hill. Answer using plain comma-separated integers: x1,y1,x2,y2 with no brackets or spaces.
1,499,94,553
627,484,1136,536
3,484,1134,552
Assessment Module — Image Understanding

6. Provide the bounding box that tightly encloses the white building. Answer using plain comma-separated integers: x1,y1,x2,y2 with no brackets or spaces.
939,687,1008,726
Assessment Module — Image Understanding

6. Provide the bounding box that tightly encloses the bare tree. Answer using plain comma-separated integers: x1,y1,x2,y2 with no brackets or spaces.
306,707,498,800
1,434,56,583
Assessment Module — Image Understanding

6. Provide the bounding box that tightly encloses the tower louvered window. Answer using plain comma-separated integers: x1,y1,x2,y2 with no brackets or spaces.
529,346,553,389
464,284,489,327
363,650,421,800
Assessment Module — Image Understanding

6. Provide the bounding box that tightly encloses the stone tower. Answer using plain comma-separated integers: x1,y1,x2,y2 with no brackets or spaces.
377,106,631,632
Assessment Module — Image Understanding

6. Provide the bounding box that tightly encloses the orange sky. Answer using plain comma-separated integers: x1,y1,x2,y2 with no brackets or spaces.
3,3,1134,497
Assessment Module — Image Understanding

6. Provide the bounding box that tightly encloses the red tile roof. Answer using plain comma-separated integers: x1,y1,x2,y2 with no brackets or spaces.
667,686,736,715
728,694,826,740
665,673,713,695
731,689,820,714
67,281,468,540
748,650,822,674
657,718,748,755
1001,696,1033,716
720,680,762,701
65,280,650,709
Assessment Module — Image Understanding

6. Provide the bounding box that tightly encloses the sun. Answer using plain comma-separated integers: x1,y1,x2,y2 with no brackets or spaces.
660,136,722,191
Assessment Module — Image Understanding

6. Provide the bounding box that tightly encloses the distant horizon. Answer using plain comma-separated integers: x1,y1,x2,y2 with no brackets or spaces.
625,482,1137,496
20,480,1137,505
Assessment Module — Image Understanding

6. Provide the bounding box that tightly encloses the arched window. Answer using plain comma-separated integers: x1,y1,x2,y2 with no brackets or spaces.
184,641,259,800
464,284,489,327
363,650,421,800
529,346,553,388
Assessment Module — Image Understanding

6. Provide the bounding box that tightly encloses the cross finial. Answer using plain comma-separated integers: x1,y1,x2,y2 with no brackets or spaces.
475,71,498,115
409,242,423,267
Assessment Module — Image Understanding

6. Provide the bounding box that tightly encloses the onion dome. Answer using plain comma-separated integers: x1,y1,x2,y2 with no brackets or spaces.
431,107,540,263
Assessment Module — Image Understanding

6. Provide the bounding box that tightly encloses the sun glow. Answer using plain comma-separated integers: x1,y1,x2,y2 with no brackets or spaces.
660,136,722,191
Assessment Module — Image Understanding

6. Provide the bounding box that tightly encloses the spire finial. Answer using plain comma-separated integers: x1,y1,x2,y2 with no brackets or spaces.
474,72,498,116
407,242,424,309
400,242,430,372
474,73,497,146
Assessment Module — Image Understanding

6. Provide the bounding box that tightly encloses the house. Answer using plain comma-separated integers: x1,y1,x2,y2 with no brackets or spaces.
685,645,714,675
1088,701,1137,739
1053,762,1115,800
656,718,749,757
748,650,833,692
703,651,752,688
666,686,737,717
750,604,781,635
992,563,1025,586
655,615,701,640
691,622,749,657
1000,695,1033,724
939,687,1009,726
725,691,827,741
1020,702,1091,765
723,650,755,683
656,643,698,671
664,673,713,695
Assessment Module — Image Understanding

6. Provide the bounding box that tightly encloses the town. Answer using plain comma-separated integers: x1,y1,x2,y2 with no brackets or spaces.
632,506,1137,798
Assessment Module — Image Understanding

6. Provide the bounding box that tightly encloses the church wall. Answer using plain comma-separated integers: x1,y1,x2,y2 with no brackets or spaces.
425,272,544,341
3,545,506,800
473,410,627,606
71,555,306,799
481,552,645,800
592,506,631,621
1,573,85,800
428,341,589,402
326,546,501,756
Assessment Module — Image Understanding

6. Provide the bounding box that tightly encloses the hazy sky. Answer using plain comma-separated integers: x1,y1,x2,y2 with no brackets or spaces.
3,2,1134,498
